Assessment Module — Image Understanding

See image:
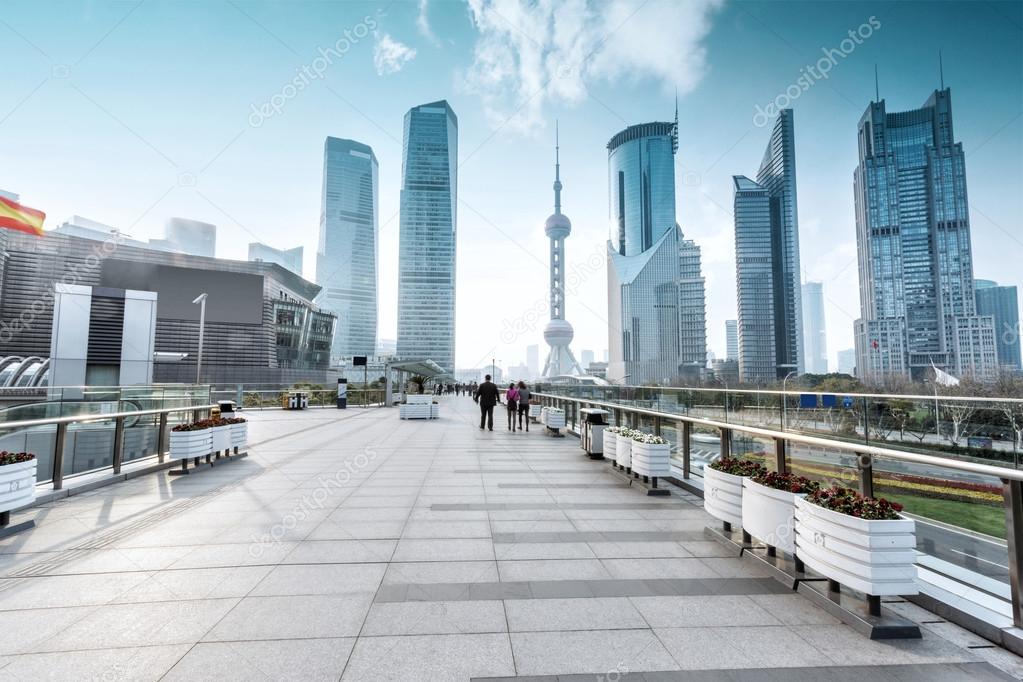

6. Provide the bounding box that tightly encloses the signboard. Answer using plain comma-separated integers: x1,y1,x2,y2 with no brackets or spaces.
821,394,837,408
799,393,819,409
352,356,368,366
337,378,348,409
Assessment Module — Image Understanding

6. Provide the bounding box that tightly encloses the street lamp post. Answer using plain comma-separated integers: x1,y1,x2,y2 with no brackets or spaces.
192,293,208,384
781,369,797,431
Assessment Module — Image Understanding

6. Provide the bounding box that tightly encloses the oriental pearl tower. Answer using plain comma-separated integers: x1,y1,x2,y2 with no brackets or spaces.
542,124,584,378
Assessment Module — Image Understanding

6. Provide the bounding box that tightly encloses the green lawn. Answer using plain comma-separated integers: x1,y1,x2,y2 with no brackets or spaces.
893,493,1006,539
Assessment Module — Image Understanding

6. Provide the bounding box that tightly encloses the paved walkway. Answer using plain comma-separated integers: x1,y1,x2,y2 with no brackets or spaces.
1,397,1021,680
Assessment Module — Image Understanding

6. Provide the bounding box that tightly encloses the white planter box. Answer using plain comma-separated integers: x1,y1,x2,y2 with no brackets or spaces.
742,477,803,554
541,407,565,428
211,425,232,453
169,428,211,460
399,404,432,419
230,422,247,449
0,459,37,512
631,441,671,477
604,432,618,461
615,434,632,468
406,394,432,405
528,404,543,418
794,496,918,596
703,466,744,527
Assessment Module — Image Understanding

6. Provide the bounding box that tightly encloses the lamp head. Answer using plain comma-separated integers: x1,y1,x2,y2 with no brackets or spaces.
192,293,208,305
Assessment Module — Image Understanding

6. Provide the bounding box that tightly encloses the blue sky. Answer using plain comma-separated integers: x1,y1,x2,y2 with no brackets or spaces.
2,0,1020,373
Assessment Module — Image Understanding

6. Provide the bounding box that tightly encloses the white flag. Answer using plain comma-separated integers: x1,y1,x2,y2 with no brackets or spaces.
932,363,960,387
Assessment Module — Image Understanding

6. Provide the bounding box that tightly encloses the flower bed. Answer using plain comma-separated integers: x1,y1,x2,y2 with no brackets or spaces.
0,452,36,513
615,428,636,469
603,426,620,461
169,421,213,460
795,486,918,596
703,457,766,528
630,432,670,477
741,472,819,555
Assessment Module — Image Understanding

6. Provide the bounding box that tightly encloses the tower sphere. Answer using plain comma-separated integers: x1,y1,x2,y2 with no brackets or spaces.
543,318,574,346
544,212,571,239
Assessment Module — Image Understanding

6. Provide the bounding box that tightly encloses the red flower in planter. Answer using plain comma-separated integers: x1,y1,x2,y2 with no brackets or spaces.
0,451,35,466
806,485,904,520
751,471,820,495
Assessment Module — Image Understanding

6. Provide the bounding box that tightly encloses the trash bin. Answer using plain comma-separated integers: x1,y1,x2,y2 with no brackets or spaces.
218,400,237,417
580,408,610,458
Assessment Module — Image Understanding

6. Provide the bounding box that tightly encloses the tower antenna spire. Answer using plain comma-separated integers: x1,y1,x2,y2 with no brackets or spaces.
939,49,945,89
874,64,879,101
553,120,562,214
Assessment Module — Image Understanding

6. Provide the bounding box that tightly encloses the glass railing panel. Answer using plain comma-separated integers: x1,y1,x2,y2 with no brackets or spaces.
784,441,859,491
689,424,723,478
731,433,774,472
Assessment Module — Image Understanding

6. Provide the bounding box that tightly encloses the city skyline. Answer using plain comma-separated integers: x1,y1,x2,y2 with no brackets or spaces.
1,1,1020,372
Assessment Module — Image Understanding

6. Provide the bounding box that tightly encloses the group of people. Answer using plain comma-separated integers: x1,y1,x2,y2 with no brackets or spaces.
472,375,532,432
434,382,475,396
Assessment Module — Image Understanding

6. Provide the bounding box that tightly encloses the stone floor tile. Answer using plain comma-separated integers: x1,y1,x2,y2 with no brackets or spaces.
361,600,506,635
510,629,679,676
205,594,374,640
163,638,355,681
504,597,648,632
341,633,515,681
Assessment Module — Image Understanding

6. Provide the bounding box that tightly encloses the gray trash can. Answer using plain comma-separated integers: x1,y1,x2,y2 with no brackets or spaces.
580,408,610,459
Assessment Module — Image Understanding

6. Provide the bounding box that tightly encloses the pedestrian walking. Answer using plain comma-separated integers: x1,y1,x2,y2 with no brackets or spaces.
505,383,519,431
474,375,500,431
516,381,531,432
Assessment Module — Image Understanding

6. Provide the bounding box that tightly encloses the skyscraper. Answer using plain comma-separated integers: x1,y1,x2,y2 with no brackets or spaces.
802,281,828,374
526,344,540,378
725,320,738,361
837,348,856,375
250,242,303,276
853,88,996,382
580,350,595,368
975,280,1021,372
732,109,803,384
397,101,458,372
678,237,708,375
542,127,583,378
606,112,707,385
316,137,378,362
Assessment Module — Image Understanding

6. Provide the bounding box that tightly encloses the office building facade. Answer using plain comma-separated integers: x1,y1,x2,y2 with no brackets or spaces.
0,230,335,385
397,101,458,372
316,137,379,363
731,109,803,383
853,88,996,382
251,242,303,277
802,281,828,374
158,217,216,257
606,116,706,385
725,319,738,361
975,280,1021,372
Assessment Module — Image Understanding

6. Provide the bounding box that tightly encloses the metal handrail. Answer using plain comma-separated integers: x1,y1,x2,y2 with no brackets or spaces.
533,392,1023,482
544,383,1023,406
533,390,1023,630
0,403,218,431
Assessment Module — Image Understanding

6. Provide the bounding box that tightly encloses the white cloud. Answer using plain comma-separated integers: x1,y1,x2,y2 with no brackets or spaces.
373,33,417,75
417,0,440,46
463,0,724,133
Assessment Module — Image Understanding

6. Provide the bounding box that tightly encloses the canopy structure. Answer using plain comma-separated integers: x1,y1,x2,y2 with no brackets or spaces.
383,359,454,406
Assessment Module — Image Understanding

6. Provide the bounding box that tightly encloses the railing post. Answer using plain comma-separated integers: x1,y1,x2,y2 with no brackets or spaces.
112,416,125,475
774,437,787,474
682,421,691,479
1003,478,1023,629
52,422,68,490
857,453,874,498
653,416,662,437
720,427,731,459
157,412,169,463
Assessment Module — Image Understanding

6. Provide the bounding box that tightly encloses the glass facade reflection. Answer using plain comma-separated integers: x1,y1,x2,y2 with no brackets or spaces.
607,122,677,257
316,137,378,363
853,88,996,381
396,100,458,372
975,280,1021,372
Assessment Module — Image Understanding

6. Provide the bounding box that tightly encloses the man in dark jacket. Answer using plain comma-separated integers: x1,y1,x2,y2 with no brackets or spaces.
474,375,501,431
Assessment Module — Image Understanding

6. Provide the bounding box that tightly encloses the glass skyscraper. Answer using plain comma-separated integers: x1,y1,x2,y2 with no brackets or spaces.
396,100,458,372
731,109,803,383
606,116,706,384
802,281,828,374
853,88,996,381
975,280,1021,372
315,137,378,363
